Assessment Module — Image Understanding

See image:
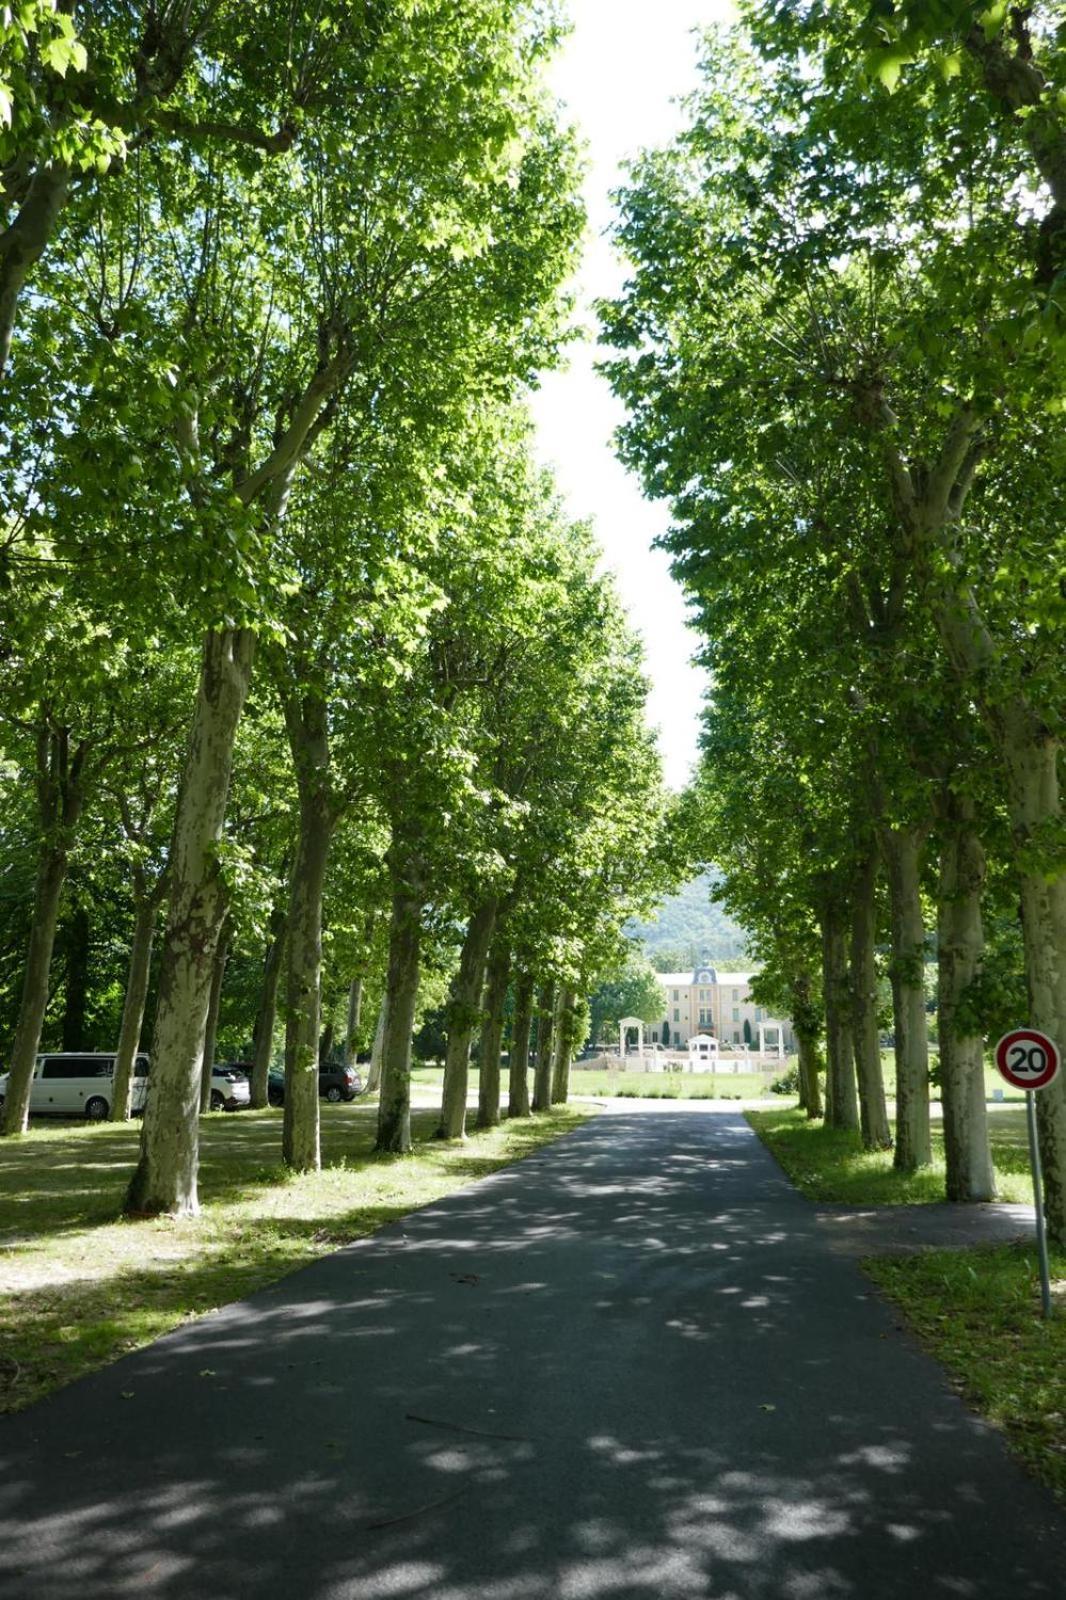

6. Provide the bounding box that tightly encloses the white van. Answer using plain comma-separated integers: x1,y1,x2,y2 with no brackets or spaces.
0,1053,149,1120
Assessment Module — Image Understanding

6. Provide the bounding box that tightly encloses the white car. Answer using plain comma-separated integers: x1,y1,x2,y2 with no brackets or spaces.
207,1063,251,1111
0,1053,149,1121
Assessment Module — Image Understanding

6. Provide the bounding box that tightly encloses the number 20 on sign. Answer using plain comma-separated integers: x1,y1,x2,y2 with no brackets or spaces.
995,1028,1061,1319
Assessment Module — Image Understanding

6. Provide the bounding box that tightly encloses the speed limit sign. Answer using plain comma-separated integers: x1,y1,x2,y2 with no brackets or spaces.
994,1028,1060,1320
995,1029,1060,1091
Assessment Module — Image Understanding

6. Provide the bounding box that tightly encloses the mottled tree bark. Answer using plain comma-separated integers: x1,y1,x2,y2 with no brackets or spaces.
791,972,822,1120
366,999,386,1095
438,897,498,1140
1005,733,1066,1242
375,863,423,1155
937,795,996,1202
883,826,931,1172
821,904,858,1132
850,849,892,1150
126,627,254,1216
282,791,335,1171
0,160,71,378
531,983,556,1112
2,726,88,1136
111,894,158,1122
551,988,577,1105
250,903,286,1109
476,938,511,1130
508,971,534,1118
344,976,363,1068
199,921,231,1113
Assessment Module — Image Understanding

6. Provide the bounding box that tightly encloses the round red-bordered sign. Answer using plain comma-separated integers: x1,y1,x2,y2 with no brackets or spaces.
995,1029,1060,1091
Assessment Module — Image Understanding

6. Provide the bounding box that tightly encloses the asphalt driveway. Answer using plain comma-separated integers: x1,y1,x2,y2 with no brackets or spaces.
1,1109,1063,1598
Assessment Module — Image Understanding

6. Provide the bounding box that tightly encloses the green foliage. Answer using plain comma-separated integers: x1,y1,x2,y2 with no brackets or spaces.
587,956,666,1043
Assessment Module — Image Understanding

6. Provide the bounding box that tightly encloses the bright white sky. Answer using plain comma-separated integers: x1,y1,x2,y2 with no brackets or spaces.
530,0,737,791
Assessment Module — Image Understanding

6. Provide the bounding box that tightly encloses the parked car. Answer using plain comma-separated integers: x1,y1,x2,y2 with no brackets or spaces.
208,1063,250,1112
0,1052,149,1121
266,1062,363,1106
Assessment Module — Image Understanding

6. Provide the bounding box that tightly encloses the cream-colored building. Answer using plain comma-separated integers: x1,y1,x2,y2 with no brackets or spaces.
648,964,793,1051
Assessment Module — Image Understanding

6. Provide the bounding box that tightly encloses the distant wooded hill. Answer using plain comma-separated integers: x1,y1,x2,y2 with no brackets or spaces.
629,874,751,969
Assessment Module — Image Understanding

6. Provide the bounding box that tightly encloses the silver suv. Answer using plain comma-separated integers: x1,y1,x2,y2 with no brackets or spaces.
208,1063,250,1111
0,1053,149,1120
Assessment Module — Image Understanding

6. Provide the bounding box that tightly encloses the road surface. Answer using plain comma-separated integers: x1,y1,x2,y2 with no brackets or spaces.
1,1108,1063,1598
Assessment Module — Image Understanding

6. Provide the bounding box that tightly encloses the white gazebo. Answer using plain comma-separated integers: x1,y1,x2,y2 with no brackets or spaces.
687,1033,719,1071
619,1016,646,1067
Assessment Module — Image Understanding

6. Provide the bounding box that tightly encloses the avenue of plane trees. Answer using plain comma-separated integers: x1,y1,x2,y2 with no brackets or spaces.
0,3,670,1215
603,1,1066,1240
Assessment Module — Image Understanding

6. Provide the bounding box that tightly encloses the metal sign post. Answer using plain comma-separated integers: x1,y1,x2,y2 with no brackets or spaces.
995,1028,1061,1321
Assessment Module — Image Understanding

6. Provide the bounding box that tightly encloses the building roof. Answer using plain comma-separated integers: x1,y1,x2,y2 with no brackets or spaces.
655,970,758,989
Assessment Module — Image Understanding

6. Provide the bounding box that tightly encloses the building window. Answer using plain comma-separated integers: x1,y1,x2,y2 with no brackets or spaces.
755,1007,763,1022
732,1007,740,1022
699,1008,710,1025
673,1007,680,1022
673,989,679,1001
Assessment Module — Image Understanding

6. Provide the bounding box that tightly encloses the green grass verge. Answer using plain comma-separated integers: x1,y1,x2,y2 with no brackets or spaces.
865,1245,1066,1503
746,1104,1035,1205
410,1064,777,1100
0,1101,589,1414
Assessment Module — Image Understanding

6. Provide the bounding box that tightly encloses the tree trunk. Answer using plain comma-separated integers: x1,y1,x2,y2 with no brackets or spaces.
366,999,386,1095
937,796,996,1202
476,939,511,1130
883,826,932,1172
199,923,230,1114
111,895,157,1123
551,988,577,1105
850,849,892,1150
508,971,534,1118
438,897,498,1139
375,869,422,1155
282,788,336,1173
821,904,859,1132
2,720,88,1137
250,905,286,1109
126,627,255,1217
796,1027,822,1118
796,1051,811,1113
1004,732,1066,1243
790,972,822,1120
0,160,71,378
2,845,71,1134
532,983,556,1112
61,904,91,1051
344,976,363,1068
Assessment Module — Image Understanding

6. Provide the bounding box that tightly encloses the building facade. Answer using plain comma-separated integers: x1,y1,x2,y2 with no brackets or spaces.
647,964,794,1051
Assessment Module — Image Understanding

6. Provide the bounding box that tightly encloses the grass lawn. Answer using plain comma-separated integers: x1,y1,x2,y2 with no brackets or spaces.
0,1100,588,1415
747,1102,1036,1205
574,1068,776,1099
409,1063,779,1100
866,1246,1066,1503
